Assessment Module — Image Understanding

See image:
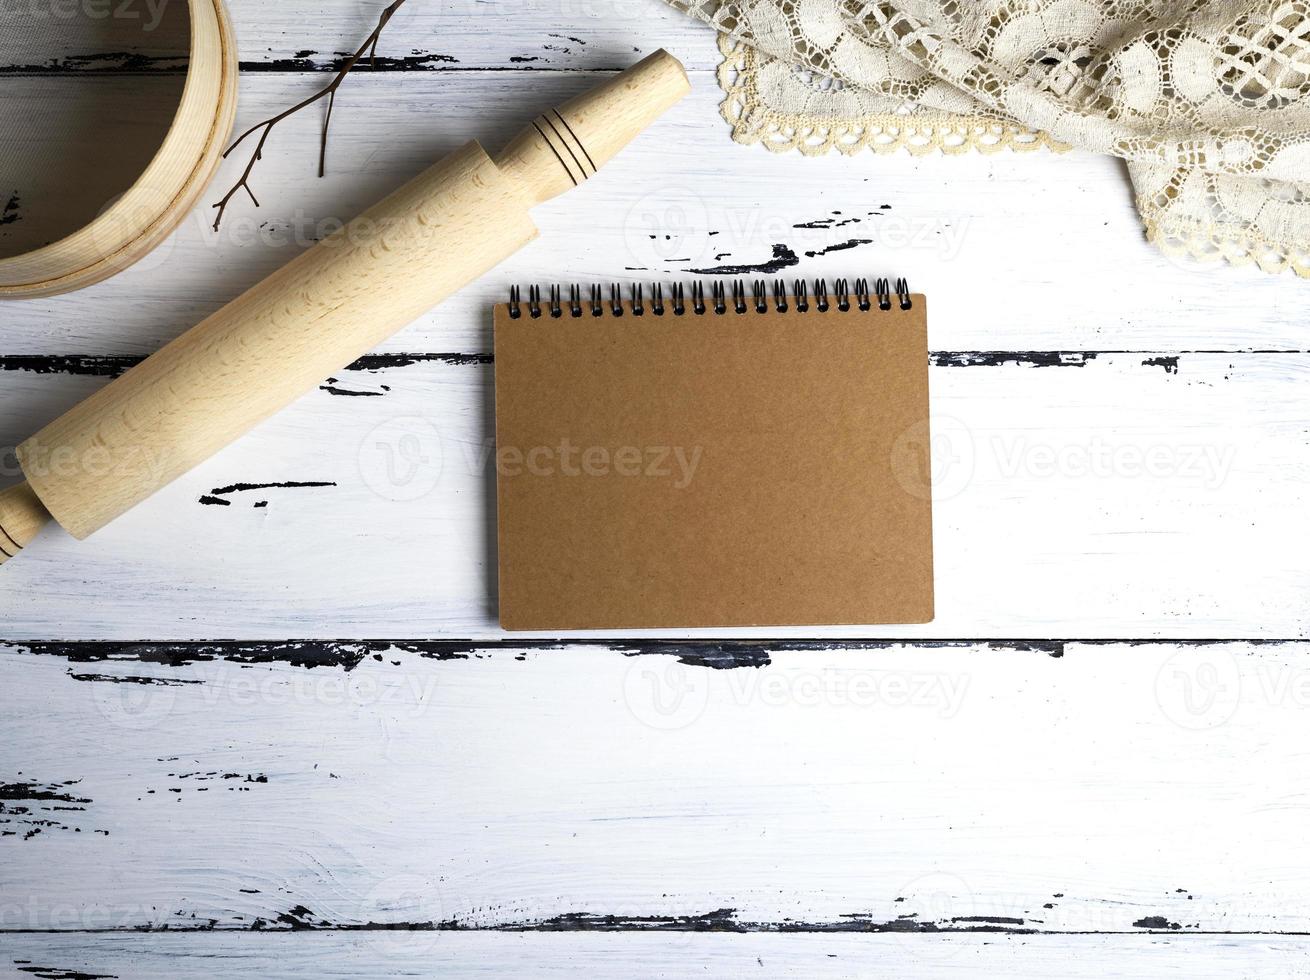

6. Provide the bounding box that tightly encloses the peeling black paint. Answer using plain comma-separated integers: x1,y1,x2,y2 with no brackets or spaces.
246,53,461,73
1143,356,1180,374
395,638,1067,668
67,672,202,686
0,51,703,76
16,638,1310,683
319,384,385,396
12,636,1063,681
612,643,773,670
206,481,336,496
199,481,336,507
505,909,744,932
0,352,491,381
0,355,140,377
276,905,331,930
168,771,267,784
14,966,117,980
9,639,1067,679
1133,915,1183,930
688,244,800,275
0,780,90,805
932,351,1099,368
385,640,775,669
240,906,1044,934
0,350,1292,382
0,52,187,75
793,216,863,229
0,780,95,841
5,893,1295,935
20,641,382,672
803,238,874,258
347,352,492,370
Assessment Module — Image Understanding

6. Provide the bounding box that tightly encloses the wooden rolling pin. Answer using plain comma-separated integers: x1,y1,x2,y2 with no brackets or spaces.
0,50,690,566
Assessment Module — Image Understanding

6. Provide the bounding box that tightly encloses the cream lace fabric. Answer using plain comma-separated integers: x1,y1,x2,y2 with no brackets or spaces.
666,0,1310,276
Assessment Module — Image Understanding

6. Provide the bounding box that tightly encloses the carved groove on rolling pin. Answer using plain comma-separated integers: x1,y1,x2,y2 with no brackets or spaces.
531,113,596,186
548,110,597,177
0,523,18,559
530,120,579,186
0,523,21,554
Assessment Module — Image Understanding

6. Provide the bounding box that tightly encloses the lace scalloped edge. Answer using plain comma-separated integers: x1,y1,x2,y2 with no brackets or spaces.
1143,213,1310,278
711,33,1309,277
716,34,1069,158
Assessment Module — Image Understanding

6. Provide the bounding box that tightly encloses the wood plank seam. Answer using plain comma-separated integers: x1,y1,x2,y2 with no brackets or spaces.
0,351,1303,378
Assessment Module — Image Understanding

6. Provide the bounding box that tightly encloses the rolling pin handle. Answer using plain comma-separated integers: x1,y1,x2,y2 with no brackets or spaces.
494,49,690,207
0,482,53,566
3,50,689,563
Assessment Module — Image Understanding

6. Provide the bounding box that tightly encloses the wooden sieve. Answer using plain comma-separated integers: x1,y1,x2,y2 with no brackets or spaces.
0,0,238,299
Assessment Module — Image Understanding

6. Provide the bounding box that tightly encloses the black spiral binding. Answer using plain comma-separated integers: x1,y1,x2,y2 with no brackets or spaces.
508,278,911,318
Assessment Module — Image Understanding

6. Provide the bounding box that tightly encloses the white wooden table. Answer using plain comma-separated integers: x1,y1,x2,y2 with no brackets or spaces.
3,2,1310,976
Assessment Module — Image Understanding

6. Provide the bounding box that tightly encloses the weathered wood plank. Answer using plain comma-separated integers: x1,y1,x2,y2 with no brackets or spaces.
2,932,1309,978
2,640,1309,932
3,73,1307,354
4,0,1305,966
0,352,1305,639
0,0,717,73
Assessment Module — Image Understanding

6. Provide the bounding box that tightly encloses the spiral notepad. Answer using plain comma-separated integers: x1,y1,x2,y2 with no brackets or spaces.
493,277,934,630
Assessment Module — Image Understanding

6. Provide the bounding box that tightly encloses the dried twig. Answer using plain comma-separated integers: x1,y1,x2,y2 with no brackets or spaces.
211,0,409,231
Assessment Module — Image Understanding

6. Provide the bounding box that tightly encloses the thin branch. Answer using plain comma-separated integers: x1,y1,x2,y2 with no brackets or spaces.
320,89,336,179
211,0,409,231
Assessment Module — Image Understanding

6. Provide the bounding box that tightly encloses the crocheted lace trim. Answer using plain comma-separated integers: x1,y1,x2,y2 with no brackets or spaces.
718,35,1310,277
1144,213,1310,279
716,35,1067,157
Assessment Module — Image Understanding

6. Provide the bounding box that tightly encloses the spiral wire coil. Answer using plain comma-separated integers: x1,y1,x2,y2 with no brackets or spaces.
508,278,912,319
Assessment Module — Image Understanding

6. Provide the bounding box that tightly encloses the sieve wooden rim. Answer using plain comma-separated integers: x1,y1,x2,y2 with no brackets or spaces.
0,0,238,300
